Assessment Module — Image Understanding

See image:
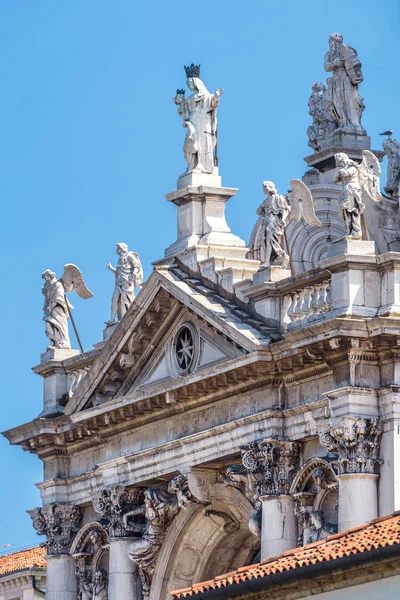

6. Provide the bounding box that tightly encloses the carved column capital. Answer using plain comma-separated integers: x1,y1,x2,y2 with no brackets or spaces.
241,439,302,497
29,503,82,556
319,416,382,475
93,485,144,539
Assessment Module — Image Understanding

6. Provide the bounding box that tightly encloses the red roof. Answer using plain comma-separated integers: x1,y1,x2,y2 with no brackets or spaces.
0,546,46,576
171,512,400,598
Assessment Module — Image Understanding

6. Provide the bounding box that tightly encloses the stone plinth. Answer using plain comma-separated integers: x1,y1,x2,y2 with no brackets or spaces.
304,135,383,173
252,265,291,285
177,168,221,190
35,349,80,418
103,322,117,341
327,237,376,259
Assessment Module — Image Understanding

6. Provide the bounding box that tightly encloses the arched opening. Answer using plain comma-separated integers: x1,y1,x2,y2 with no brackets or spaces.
150,484,259,600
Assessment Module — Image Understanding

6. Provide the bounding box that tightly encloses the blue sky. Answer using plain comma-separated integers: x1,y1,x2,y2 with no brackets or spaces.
0,0,399,552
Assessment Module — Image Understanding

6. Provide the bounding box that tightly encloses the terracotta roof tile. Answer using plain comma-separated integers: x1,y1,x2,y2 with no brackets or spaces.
0,546,46,576
171,512,400,598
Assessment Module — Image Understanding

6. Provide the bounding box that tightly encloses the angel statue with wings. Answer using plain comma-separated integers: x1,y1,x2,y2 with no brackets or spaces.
334,150,381,239
247,180,322,268
106,242,143,325
42,264,93,350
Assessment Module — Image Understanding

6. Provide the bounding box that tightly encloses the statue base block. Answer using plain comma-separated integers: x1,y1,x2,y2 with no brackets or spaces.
177,169,221,189
327,237,376,259
40,348,80,365
253,265,291,284
103,322,118,341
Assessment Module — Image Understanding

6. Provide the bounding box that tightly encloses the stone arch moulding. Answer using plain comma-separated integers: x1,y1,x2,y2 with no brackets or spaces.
150,484,259,600
290,457,338,546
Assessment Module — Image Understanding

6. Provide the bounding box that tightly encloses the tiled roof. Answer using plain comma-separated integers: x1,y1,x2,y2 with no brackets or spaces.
171,512,400,598
0,546,46,576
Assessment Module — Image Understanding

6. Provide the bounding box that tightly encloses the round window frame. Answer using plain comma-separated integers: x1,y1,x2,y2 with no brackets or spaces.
172,322,199,376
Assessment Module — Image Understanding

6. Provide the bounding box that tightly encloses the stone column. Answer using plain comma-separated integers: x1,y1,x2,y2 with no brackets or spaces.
259,495,297,558
320,416,382,531
241,439,301,560
109,538,142,600
93,485,144,600
28,504,82,600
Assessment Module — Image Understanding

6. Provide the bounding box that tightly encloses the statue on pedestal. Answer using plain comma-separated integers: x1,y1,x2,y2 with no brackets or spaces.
247,180,322,268
307,81,336,151
382,137,400,198
334,150,381,239
324,33,366,135
173,64,223,174
106,243,143,325
42,265,93,350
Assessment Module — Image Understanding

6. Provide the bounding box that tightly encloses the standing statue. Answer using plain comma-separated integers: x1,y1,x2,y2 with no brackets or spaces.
173,64,224,174
42,265,93,350
93,569,108,600
334,150,382,239
247,180,322,268
382,137,400,198
307,81,336,151
324,33,366,135
106,243,143,325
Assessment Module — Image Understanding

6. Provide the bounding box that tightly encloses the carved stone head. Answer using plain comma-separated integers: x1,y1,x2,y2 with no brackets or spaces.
262,181,277,196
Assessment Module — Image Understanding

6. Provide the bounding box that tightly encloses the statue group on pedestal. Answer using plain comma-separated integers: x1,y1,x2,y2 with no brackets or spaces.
307,33,366,151
173,64,223,174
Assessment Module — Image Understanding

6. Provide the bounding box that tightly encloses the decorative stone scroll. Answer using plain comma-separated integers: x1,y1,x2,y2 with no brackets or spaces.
29,503,82,555
125,474,198,599
319,416,382,475
93,485,144,538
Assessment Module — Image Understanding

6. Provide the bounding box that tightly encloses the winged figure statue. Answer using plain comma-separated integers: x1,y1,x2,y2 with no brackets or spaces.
334,150,381,239
247,180,321,268
42,264,93,350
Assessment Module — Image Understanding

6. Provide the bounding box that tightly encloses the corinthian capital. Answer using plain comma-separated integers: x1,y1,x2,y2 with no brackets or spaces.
28,503,82,555
93,485,144,538
241,439,301,497
319,416,382,475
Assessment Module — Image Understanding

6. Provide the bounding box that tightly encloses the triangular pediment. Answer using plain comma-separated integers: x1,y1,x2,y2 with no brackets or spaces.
65,267,275,415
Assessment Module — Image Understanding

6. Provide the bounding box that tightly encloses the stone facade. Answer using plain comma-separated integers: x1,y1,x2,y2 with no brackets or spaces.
3,33,400,600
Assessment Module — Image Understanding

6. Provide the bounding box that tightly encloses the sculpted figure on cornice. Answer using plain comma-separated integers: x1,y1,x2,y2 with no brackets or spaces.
382,137,400,198
106,243,143,325
319,416,382,475
247,180,322,268
334,150,381,239
307,81,336,151
173,64,223,174
125,475,196,598
324,33,366,136
29,503,82,555
42,265,93,350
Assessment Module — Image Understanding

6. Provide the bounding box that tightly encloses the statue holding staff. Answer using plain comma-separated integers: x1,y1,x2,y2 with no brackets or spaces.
106,243,143,325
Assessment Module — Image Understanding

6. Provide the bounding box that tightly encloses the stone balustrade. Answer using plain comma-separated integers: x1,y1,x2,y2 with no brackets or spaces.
284,279,332,331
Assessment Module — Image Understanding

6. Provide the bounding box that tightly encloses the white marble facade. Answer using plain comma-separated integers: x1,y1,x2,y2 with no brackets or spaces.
3,34,400,600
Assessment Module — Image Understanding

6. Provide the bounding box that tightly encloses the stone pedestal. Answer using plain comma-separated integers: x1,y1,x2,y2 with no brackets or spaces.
109,538,142,600
260,495,297,560
327,237,376,259
252,265,291,285
177,168,221,190
103,322,117,341
337,473,378,531
45,555,77,600
34,349,80,418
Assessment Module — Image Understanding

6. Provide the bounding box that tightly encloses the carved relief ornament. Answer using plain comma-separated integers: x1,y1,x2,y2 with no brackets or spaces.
29,503,82,555
92,485,144,538
319,416,382,475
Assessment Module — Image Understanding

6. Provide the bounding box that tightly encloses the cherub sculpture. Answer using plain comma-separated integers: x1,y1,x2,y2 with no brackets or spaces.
382,137,400,199
247,180,322,268
334,151,381,239
173,64,223,174
106,243,143,325
42,264,93,350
